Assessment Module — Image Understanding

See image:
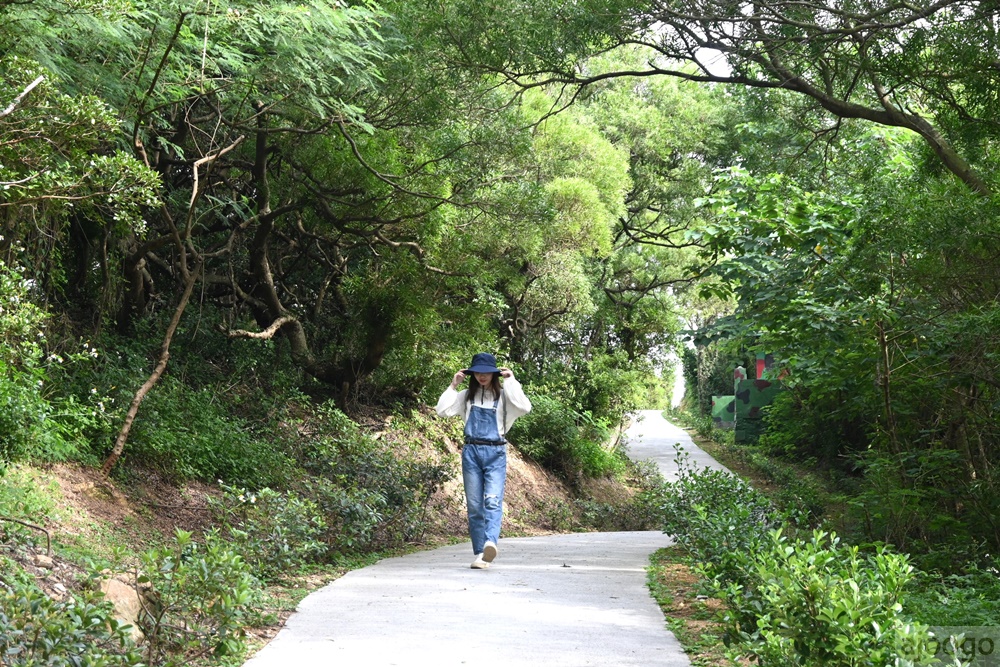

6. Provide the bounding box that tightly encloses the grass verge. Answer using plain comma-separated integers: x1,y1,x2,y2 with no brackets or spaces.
647,546,743,666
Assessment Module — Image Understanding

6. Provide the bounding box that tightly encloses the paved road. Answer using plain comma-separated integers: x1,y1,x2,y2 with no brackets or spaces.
244,409,725,667
625,410,730,482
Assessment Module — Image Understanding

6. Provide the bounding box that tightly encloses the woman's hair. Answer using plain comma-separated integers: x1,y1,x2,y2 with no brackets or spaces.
465,373,502,404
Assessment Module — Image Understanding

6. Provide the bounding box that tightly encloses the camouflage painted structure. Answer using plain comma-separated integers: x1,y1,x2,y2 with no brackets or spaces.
734,365,747,393
712,395,735,430
734,378,784,442
704,356,786,442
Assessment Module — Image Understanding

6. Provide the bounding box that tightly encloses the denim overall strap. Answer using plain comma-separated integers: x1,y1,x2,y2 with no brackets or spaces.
464,395,504,445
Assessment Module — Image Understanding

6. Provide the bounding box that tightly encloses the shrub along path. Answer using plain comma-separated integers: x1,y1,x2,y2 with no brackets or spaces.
242,411,720,667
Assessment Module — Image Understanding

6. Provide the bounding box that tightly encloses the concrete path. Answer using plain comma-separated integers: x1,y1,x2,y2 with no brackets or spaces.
244,409,726,667
625,410,730,482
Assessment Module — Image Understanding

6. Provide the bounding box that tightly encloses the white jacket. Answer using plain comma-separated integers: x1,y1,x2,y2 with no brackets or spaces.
435,378,532,437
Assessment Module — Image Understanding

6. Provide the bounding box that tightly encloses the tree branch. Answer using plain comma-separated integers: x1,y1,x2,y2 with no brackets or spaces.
101,262,203,476
0,516,51,555
0,75,44,119
227,315,296,340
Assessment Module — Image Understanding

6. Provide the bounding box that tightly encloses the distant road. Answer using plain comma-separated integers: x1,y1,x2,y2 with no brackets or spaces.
242,409,727,667
625,409,730,482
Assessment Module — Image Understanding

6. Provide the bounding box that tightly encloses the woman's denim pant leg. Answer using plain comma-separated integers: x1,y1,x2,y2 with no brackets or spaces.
461,444,507,555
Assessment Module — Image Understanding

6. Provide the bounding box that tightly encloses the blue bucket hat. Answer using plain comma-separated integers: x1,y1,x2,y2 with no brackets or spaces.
464,352,501,374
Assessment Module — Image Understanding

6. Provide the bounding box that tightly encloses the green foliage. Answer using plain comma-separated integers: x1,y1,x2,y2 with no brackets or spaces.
680,341,747,418
0,55,160,233
756,390,867,471
529,498,577,532
655,447,781,586
0,262,53,462
848,450,984,566
741,450,826,522
300,405,451,554
0,572,143,667
0,465,56,549
511,348,655,484
688,133,1000,564
576,460,666,531
0,465,55,517
0,261,104,463
529,92,630,258
417,0,638,77
509,393,624,481
905,566,1000,628
305,478,388,555
721,529,936,667
138,529,262,665
655,444,941,666
571,352,649,425
209,484,327,581
120,377,295,486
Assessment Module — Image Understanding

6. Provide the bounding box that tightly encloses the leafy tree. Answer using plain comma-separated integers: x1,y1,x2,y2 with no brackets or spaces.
0,54,159,301
694,119,1000,556
424,0,1000,196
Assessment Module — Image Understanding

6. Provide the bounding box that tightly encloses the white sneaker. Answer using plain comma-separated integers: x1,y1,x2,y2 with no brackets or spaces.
471,554,490,569
482,541,498,563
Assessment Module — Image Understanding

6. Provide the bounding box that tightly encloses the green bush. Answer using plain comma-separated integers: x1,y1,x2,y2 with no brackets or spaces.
578,459,668,531
721,529,939,667
657,447,781,586
570,352,648,427
850,449,978,565
0,465,55,519
0,564,143,667
306,478,386,554
576,497,659,531
754,389,868,470
300,405,451,554
59,324,299,485
209,485,327,580
743,448,826,522
510,394,576,467
123,380,295,486
905,566,1000,628
509,394,623,480
138,529,262,665
665,407,828,523
0,260,103,463
0,465,57,551
662,407,716,440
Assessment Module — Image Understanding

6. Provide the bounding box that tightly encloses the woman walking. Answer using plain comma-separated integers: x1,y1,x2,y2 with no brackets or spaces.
436,352,532,569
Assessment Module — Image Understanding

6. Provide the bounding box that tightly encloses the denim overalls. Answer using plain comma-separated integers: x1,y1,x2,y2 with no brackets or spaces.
462,394,507,555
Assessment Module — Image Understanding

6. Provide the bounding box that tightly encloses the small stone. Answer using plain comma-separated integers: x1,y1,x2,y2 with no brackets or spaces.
34,554,54,569
53,583,67,594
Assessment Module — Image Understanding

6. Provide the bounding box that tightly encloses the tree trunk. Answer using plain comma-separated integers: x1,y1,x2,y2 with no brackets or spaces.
101,263,201,476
